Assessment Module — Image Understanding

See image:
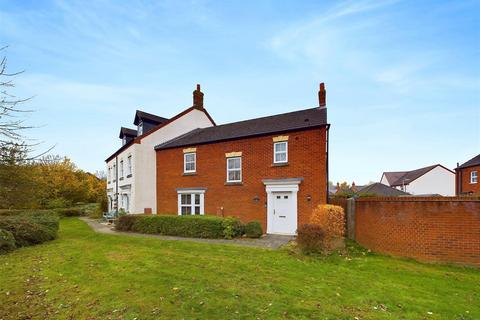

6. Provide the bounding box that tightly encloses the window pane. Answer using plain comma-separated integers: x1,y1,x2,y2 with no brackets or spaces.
181,206,191,215
275,142,286,152
228,171,236,181
186,162,195,171
227,158,235,169
185,153,194,162
195,194,200,205
194,206,200,215
181,194,191,205
233,158,241,168
275,152,286,162
233,170,241,181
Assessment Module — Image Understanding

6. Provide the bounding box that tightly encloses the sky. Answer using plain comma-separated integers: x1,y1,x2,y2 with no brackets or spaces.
0,0,479,184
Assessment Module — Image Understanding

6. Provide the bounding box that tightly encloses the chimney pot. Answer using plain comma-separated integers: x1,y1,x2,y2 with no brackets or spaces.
193,84,204,109
318,82,326,107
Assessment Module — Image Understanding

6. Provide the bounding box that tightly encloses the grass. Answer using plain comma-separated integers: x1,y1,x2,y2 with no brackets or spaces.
0,218,478,319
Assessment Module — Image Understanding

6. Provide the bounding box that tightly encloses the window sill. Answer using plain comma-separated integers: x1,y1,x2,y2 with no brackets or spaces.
183,172,197,176
127,174,132,178
225,182,243,186
272,162,289,167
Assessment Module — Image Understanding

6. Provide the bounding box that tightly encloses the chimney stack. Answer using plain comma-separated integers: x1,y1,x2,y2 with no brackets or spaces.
193,84,204,109
318,82,326,107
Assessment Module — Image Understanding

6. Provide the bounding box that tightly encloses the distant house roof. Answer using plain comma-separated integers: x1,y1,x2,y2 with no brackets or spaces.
357,183,410,196
382,164,454,187
133,110,168,125
457,154,480,170
155,107,327,150
118,127,138,139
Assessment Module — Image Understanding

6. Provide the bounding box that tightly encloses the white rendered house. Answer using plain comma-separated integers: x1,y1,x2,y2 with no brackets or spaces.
380,164,455,196
105,85,215,214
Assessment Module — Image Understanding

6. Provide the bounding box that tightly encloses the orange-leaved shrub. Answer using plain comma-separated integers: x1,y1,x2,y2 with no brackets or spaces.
296,224,326,254
310,204,345,251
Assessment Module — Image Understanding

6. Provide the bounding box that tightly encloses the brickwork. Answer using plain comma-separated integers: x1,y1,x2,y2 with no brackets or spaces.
355,197,480,266
456,165,480,195
156,128,328,232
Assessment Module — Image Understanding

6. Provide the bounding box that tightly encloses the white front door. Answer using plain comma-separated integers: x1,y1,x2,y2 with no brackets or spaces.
271,192,297,235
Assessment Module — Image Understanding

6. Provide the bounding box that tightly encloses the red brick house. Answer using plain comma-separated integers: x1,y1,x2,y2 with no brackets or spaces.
455,154,480,195
154,84,330,235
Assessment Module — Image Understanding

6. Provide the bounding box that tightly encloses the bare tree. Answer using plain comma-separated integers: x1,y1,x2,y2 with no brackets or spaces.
0,46,32,146
0,46,53,163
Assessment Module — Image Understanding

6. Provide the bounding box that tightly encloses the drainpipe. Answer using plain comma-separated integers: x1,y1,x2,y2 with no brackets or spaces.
326,124,330,204
115,156,119,215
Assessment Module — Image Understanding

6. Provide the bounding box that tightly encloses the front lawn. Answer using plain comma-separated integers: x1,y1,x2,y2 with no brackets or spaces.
0,218,478,319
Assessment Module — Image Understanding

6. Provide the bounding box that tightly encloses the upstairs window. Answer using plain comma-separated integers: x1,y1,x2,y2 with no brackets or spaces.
471,171,478,184
127,155,132,176
120,160,124,178
138,120,143,136
274,141,288,164
227,157,242,182
113,164,117,181
108,167,111,182
184,153,196,173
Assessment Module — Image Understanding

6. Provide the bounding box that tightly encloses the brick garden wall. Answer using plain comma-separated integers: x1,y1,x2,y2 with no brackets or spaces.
355,197,480,266
156,128,327,232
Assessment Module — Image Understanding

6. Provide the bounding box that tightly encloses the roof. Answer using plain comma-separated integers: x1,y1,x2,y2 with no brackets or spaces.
118,127,138,139
106,106,216,162
357,183,410,196
133,110,168,125
155,107,327,150
382,164,454,187
457,154,480,169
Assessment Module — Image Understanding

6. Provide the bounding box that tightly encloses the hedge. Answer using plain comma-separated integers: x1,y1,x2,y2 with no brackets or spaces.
0,229,16,254
245,221,263,238
0,216,58,248
0,211,60,252
133,215,225,239
55,208,84,217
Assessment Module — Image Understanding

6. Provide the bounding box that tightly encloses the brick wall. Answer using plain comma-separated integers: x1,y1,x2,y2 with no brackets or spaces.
355,197,480,266
156,128,327,231
456,165,480,195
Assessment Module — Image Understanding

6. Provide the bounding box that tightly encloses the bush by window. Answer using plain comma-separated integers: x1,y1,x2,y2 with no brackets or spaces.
244,221,263,238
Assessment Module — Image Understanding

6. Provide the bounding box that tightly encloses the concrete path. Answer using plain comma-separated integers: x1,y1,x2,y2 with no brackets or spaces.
79,217,294,249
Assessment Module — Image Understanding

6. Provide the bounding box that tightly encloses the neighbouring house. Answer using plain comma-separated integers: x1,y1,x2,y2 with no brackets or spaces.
105,85,216,214
356,182,409,197
380,164,455,196
153,84,330,235
455,154,480,195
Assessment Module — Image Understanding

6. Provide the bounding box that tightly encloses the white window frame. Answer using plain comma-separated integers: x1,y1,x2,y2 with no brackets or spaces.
471,171,478,184
127,155,132,176
108,167,111,181
274,141,288,164
120,160,124,178
177,190,205,215
113,164,116,181
184,152,196,173
226,157,242,183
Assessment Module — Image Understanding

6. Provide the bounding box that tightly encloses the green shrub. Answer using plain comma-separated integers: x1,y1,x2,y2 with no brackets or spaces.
116,214,140,231
0,216,58,247
245,221,263,238
222,216,244,239
55,208,84,217
129,215,225,239
27,214,60,231
296,224,326,254
0,229,16,254
46,198,72,209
